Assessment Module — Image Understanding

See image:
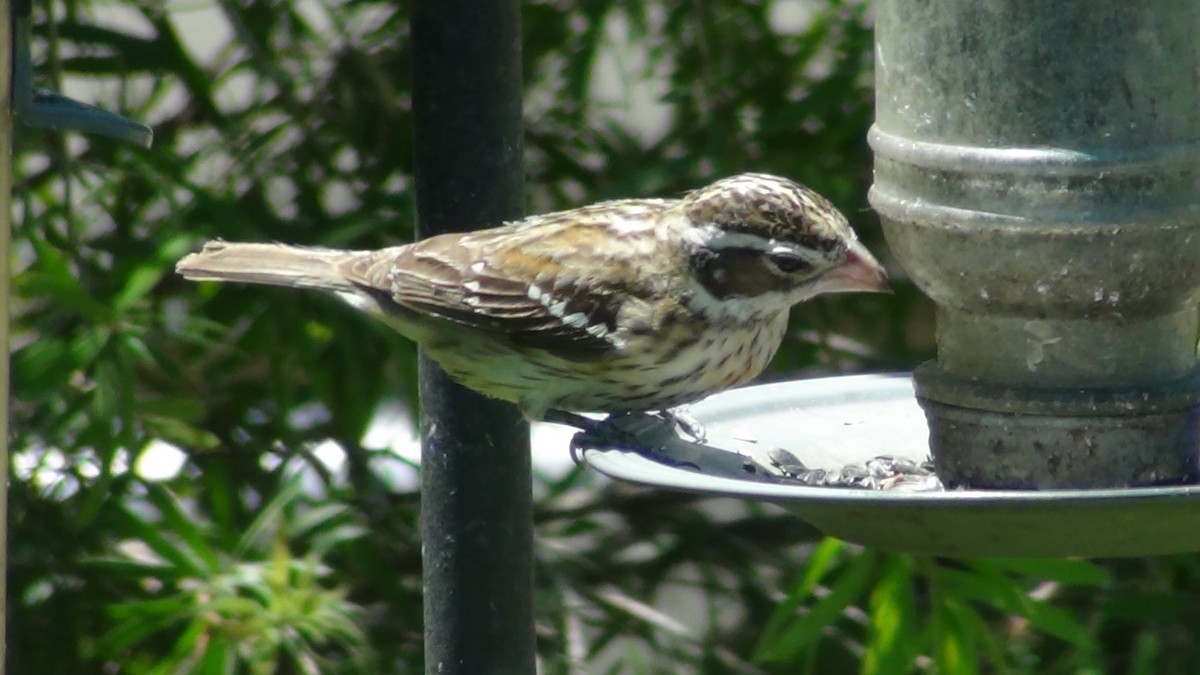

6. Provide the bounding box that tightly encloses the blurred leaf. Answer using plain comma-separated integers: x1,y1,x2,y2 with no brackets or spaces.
863,554,919,675
936,564,1095,648
755,542,877,663
933,596,981,675
976,558,1112,586
140,414,221,450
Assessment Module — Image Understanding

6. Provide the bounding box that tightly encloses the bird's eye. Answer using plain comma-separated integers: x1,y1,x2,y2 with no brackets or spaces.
767,251,813,274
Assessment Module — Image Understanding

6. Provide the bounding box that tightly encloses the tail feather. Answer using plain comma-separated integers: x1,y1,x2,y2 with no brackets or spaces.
176,241,359,292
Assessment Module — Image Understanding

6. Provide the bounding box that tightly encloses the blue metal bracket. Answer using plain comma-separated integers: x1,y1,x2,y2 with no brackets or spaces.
11,0,153,147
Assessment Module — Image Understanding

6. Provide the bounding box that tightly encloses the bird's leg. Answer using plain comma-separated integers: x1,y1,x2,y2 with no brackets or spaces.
542,409,610,436
544,409,683,465
656,406,707,442
543,409,638,455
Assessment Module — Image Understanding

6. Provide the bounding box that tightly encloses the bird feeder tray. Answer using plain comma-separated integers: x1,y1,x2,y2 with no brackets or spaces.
580,374,1200,558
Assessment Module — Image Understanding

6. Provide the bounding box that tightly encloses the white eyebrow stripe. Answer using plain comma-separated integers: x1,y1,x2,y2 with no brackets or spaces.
682,223,775,251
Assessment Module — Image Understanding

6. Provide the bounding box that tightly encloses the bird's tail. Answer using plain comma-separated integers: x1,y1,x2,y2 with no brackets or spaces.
175,241,360,292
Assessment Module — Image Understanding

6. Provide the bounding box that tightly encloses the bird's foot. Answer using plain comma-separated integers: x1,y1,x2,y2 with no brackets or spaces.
655,406,707,442
543,409,684,466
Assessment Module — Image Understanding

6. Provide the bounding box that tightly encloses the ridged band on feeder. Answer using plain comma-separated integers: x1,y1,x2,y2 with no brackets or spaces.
869,0,1200,489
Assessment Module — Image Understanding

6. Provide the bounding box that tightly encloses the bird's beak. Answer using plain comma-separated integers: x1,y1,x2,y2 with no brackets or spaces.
824,241,891,294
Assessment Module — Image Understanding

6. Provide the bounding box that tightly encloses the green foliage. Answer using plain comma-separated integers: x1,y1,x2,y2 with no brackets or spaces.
91,478,369,673
12,0,1200,673
754,546,1106,674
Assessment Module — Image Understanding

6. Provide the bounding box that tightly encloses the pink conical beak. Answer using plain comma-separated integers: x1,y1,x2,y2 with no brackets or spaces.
824,241,891,293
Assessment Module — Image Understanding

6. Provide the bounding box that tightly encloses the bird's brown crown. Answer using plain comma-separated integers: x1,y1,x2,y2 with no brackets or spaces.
681,173,855,255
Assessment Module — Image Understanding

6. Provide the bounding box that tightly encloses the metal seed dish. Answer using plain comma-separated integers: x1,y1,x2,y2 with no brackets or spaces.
579,374,1200,558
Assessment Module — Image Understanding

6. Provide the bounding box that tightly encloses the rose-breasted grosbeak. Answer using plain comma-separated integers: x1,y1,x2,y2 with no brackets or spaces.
177,173,889,426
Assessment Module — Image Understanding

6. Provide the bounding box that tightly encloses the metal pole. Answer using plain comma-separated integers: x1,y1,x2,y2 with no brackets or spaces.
411,1,534,673
871,0,1200,488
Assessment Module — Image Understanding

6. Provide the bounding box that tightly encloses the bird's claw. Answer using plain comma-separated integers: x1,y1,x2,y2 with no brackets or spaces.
567,417,696,469
657,407,707,442
567,420,642,463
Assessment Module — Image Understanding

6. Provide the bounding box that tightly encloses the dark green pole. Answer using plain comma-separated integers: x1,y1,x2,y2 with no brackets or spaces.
411,0,534,673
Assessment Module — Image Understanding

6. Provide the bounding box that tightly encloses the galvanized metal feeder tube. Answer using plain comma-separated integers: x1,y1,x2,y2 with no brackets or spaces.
871,1,1200,488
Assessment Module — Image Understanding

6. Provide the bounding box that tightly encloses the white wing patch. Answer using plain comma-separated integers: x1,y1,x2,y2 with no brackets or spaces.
561,312,589,329
607,214,656,236
546,299,569,317
523,281,628,350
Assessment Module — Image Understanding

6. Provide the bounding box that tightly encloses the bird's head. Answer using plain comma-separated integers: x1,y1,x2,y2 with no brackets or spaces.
679,173,889,319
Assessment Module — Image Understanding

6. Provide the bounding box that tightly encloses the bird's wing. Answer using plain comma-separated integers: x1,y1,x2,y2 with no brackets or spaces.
337,201,674,358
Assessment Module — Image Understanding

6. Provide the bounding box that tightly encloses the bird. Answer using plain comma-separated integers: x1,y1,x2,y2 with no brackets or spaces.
176,173,889,434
